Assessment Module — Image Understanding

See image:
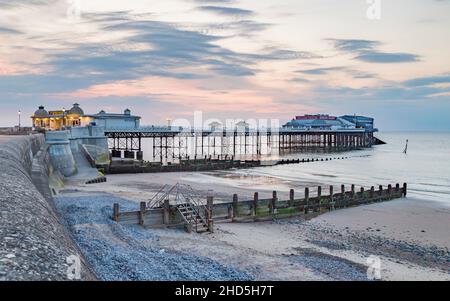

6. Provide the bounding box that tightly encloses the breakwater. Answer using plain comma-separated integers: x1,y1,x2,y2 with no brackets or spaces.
108,157,262,174
0,135,94,280
107,154,366,174
112,183,407,231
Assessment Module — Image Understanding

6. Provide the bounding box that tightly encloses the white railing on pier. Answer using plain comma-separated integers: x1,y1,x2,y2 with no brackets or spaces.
105,126,367,134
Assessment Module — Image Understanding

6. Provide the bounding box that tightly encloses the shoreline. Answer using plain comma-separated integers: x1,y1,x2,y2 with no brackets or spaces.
56,170,450,281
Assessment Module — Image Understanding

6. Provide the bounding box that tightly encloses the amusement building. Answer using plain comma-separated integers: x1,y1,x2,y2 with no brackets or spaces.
31,103,141,131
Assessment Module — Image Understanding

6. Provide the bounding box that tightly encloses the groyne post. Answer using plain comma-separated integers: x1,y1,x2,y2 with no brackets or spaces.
395,183,400,195
370,186,375,200
305,187,309,213
351,184,355,200
271,191,277,214
379,185,383,199
163,199,170,225
388,184,392,199
289,189,294,207
403,183,407,197
232,194,238,219
113,203,119,221
207,195,213,212
329,185,334,210
139,202,146,226
227,204,233,220
206,196,214,233
317,186,322,212
253,192,258,217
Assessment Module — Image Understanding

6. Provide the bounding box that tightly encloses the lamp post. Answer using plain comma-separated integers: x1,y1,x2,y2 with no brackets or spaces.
62,107,66,130
18,110,21,131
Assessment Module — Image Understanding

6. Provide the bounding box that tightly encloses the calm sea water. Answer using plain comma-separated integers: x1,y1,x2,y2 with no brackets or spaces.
140,132,450,204
229,132,450,205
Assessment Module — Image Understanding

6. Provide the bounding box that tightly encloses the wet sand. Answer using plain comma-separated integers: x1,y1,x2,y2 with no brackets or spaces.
62,171,450,281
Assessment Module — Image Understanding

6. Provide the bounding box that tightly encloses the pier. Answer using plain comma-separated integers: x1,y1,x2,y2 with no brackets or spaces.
105,127,375,161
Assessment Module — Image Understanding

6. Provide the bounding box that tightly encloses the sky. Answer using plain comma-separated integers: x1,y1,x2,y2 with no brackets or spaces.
0,0,449,131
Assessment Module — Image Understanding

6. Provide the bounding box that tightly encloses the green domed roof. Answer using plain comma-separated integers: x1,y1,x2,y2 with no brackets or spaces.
68,103,84,115
34,105,48,117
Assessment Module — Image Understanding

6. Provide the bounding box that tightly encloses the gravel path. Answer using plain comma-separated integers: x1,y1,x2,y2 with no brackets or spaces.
55,193,254,280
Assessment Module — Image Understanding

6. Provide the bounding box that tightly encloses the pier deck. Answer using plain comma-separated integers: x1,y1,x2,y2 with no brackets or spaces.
105,127,376,161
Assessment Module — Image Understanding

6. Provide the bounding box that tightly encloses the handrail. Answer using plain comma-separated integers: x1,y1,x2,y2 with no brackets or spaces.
148,183,211,232
147,184,169,208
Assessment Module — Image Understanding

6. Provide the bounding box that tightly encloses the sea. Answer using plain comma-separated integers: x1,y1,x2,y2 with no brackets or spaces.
140,132,450,205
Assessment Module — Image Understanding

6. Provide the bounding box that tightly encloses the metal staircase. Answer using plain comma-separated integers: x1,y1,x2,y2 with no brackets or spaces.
147,183,212,233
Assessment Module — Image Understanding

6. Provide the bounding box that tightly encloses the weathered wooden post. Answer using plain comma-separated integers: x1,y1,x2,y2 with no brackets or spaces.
388,184,392,199
206,195,214,232
379,185,383,200
139,201,146,226
304,187,309,213
360,187,364,203
271,191,277,214
163,199,170,225
329,185,334,211
395,183,400,196
289,189,294,207
253,192,258,217
208,219,214,233
317,186,322,212
403,183,407,197
232,194,238,219
112,203,119,221
351,184,355,198
370,186,375,200
341,184,345,208
227,204,233,220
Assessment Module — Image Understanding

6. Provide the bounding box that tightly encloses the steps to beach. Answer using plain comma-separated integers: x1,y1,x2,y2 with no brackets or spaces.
176,203,210,233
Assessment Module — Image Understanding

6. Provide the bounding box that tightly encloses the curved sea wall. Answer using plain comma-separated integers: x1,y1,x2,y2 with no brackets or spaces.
45,131,77,177
0,134,94,280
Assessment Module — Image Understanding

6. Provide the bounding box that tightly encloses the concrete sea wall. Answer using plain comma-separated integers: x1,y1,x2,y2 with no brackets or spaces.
45,131,77,177
0,134,94,280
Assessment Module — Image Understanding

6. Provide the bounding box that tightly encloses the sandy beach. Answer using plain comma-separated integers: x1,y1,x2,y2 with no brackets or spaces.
57,170,450,281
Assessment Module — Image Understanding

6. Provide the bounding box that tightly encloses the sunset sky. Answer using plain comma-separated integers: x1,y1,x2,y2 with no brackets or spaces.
1,0,449,130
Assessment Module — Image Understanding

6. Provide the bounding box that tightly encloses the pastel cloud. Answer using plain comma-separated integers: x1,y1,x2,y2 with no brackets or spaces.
197,6,254,16
328,38,420,63
0,0,449,130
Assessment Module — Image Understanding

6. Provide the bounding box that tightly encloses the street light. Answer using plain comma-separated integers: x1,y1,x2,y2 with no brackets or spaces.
18,110,21,131
62,107,66,129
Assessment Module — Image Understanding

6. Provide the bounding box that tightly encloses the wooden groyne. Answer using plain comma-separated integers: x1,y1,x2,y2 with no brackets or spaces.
108,157,262,174
112,183,407,232
106,154,367,174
